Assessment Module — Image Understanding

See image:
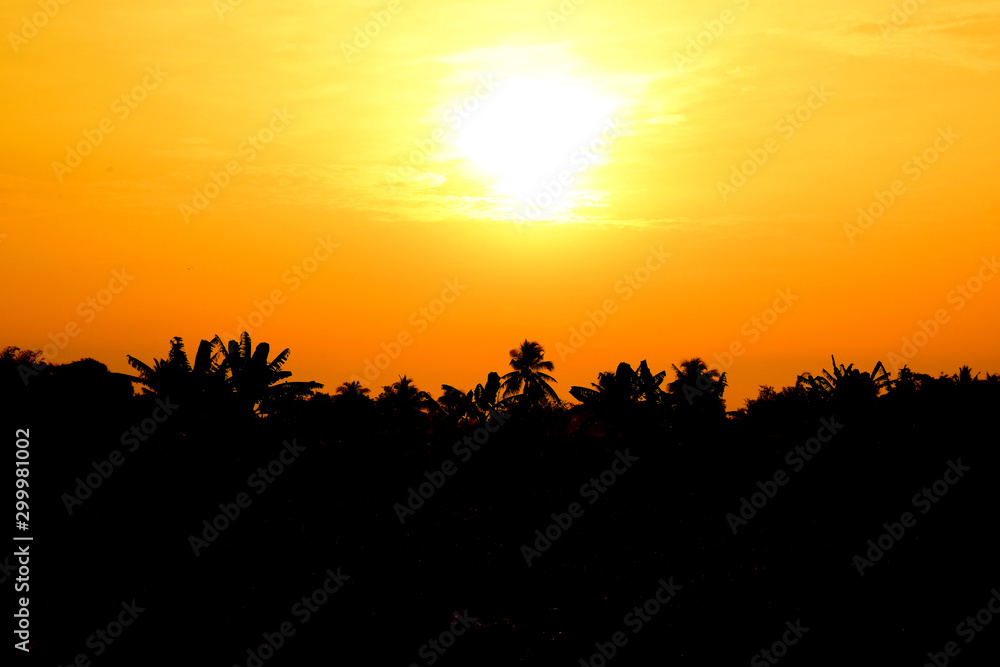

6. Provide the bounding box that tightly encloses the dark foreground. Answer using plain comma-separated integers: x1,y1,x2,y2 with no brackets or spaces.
5,362,1000,666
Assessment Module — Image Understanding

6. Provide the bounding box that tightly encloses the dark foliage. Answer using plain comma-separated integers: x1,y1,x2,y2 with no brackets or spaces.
3,341,998,665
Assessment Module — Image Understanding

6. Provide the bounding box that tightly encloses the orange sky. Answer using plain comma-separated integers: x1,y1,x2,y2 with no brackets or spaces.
2,0,999,407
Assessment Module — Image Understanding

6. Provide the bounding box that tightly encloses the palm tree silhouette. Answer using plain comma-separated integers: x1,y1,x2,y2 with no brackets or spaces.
570,364,634,436
376,375,434,434
501,340,558,406
335,380,370,398
437,384,479,429
474,371,502,414
953,365,979,387
668,357,728,430
669,358,727,404
570,363,634,405
320,381,375,441
126,336,220,400
212,332,322,417
888,365,923,396
797,355,890,403
437,371,504,428
570,360,667,436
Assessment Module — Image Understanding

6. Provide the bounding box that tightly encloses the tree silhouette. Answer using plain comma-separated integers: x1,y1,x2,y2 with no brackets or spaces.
570,365,631,436
501,340,558,407
336,380,370,397
436,384,479,431
633,359,669,407
668,357,727,430
1,345,44,365
953,365,979,387
211,332,322,417
474,371,503,414
669,358,726,404
887,365,934,398
9,325,1000,665
570,360,667,436
376,375,434,435
436,371,504,430
320,382,375,442
126,336,223,404
797,355,890,405
0,346,47,394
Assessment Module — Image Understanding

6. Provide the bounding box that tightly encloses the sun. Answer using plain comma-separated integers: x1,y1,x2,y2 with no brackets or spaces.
453,76,620,199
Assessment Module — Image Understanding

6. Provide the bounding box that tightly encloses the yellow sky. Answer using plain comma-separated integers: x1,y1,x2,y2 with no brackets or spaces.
2,0,999,406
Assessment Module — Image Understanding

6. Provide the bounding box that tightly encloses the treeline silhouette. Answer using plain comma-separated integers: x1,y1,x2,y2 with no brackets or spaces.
3,335,998,665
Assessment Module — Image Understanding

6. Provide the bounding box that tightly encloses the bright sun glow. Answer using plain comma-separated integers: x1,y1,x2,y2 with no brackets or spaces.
454,76,619,198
